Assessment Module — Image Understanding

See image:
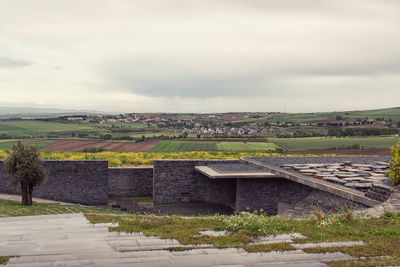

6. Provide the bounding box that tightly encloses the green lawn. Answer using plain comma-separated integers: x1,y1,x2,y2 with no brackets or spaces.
0,120,93,137
0,200,122,217
149,141,280,152
270,136,399,151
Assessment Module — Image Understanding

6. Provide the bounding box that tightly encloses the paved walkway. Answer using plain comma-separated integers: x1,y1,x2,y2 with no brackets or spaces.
0,213,357,266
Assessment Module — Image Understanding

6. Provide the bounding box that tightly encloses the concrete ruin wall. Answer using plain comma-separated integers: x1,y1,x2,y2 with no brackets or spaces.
153,159,370,215
236,178,366,215
1,157,387,213
0,160,108,205
108,167,153,197
153,160,237,207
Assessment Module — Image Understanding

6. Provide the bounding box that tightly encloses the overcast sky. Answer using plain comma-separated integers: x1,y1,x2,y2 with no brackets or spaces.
1,0,400,113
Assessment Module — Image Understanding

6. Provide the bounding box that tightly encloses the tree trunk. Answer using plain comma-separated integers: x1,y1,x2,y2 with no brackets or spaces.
21,182,30,206
28,183,34,206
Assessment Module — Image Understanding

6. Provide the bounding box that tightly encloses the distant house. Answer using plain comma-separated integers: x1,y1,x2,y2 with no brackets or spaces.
301,119,353,127
66,117,83,121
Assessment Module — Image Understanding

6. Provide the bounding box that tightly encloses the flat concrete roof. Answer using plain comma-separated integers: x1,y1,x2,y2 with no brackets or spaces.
195,166,278,179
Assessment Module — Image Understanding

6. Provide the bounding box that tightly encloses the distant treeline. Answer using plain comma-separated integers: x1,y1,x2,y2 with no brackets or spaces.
328,127,398,137
0,133,11,139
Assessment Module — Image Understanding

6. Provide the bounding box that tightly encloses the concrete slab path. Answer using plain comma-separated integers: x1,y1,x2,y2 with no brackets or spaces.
0,213,354,266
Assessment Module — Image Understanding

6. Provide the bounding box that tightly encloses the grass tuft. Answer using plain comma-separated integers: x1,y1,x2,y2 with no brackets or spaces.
0,256,19,265
243,242,296,253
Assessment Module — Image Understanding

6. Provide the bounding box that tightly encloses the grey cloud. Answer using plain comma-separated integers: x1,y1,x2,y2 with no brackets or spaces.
104,74,279,98
101,47,400,98
285,61,400,77
101,57,286,98
0,57,33,68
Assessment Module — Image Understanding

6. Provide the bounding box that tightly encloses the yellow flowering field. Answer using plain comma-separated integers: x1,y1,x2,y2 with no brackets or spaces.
0,150,325,167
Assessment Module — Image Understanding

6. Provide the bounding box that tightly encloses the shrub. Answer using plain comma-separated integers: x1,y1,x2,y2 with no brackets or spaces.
340,206,354,222
387,140,400,185
0,133,11,139
315,215,341,228
77,132,89,138
101,134,112,140
81,147,106,153
218,210,289,234
310,206,325,221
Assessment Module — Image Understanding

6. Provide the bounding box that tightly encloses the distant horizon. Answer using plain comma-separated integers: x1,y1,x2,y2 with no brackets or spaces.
0,104,399,115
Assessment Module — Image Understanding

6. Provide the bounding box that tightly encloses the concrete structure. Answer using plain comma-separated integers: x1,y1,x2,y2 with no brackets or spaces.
0,156,394,215
153,160,237,208
153,157,392,215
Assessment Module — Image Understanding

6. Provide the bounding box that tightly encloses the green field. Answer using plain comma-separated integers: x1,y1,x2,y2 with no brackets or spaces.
100,122,154,128
150,137,398,153
343,107,400,121
267,107,400,123
0,120,93,137
0,119,159,139
149,141,280,152
270,136,399,151
0,140,54,150
129,132,178,138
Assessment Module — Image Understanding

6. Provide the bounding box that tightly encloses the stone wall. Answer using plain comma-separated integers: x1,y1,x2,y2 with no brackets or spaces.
153,159,369,215
0,160,108,205
236,178,366,215
153,160,237,207
108,167,153,197
236,178,310,214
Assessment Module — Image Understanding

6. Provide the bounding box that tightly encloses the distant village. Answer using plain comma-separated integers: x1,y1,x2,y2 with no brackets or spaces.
60,112,399,138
